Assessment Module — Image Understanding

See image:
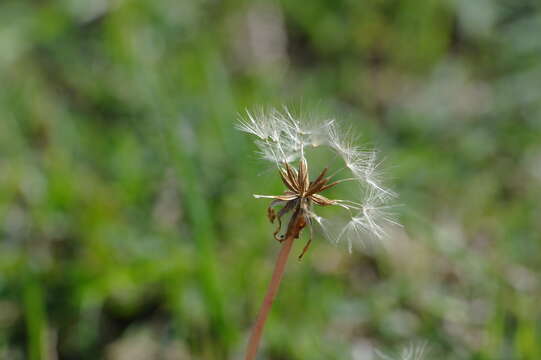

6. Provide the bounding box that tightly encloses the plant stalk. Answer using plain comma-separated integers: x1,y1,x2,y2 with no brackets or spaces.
244,235,295,360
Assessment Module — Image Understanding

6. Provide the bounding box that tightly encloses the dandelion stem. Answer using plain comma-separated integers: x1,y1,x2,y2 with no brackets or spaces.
244,234,295,360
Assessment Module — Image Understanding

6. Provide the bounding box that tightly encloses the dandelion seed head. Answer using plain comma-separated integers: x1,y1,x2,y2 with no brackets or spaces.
238,107,399,252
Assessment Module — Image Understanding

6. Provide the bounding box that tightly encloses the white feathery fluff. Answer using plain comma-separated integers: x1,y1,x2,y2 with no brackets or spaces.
376,343,428,360
237,107,399,252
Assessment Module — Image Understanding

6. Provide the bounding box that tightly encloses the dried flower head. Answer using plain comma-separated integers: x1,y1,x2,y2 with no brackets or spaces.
238,107,398,256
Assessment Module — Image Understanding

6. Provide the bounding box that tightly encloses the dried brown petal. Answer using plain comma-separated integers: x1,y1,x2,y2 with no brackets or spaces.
297,157,309,193
310,193,336,206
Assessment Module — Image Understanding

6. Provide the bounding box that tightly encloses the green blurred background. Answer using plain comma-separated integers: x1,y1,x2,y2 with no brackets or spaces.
1,0,540,359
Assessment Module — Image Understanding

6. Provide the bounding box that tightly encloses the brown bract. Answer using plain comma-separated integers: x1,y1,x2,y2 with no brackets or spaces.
261,158,341,259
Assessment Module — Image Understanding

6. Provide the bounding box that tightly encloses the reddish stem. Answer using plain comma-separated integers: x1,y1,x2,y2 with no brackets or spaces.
244,235,295,360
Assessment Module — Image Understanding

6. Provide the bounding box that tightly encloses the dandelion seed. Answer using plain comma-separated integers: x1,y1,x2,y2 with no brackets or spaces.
376,343,429,360
239,107,398,255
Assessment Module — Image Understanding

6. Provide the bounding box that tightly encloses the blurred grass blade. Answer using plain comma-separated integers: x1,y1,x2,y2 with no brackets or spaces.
23,272,46,360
